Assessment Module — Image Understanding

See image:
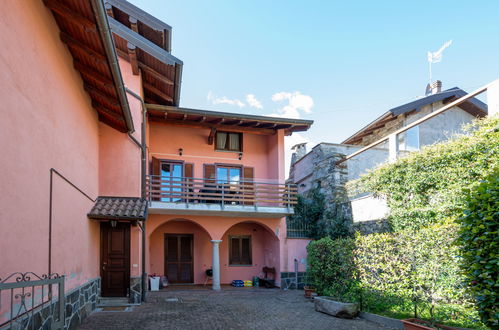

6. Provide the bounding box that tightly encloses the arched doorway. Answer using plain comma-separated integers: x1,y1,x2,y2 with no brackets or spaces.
149,219,212,284
219,221,280,285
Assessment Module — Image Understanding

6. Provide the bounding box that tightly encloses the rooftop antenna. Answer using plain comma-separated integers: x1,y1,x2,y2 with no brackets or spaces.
427,40,452,84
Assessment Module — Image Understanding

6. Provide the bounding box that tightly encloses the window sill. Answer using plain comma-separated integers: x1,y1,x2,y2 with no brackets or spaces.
214,149,242,154
228,264,254,267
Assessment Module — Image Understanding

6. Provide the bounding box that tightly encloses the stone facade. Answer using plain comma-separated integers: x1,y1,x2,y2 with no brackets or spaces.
280,272,308,289
130,276,142,304
7,277,100,330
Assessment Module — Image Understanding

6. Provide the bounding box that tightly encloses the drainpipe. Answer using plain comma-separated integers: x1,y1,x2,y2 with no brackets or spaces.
125,87,148,302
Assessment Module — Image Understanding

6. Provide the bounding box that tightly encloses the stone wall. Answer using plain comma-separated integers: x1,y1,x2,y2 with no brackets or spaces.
130,276,142,304
8,277,100,330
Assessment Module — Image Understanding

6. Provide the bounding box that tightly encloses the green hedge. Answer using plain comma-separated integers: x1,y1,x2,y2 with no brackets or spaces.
457,172,499,328
307,222,484,328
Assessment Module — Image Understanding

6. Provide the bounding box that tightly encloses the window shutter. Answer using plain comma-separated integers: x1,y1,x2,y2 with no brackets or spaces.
204,164,216,183
184,163,194,202
242,167,254,205
230,237,240,265
151,157,161,201
241,237,252,265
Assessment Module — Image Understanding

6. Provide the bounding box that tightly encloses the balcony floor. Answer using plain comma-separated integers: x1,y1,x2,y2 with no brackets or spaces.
148,201,293,218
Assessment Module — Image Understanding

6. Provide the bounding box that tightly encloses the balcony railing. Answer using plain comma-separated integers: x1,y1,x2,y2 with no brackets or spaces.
146,175,297,209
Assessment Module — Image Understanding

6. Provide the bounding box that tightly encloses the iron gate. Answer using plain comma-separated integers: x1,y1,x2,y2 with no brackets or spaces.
0,272,65,330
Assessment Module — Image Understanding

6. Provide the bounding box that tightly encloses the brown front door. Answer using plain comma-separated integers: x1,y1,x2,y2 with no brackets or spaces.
101,222,130,297
164,234,193,283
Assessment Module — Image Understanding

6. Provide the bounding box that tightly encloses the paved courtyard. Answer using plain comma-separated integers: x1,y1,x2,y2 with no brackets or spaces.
79,287,389,329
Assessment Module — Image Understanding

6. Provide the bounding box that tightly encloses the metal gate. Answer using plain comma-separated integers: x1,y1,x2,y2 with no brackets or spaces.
0,272,65,330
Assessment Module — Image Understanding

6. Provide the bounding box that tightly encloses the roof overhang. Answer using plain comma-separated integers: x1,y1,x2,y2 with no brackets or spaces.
88,196,148,221
107,9,183,106
44,0,134,133
146,105,314,135
342,88,488,145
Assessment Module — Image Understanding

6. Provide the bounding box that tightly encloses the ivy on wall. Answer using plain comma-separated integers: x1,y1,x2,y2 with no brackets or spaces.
353,116,499,231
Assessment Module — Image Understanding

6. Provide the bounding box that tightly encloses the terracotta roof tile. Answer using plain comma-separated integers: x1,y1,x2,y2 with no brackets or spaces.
87,197,148,221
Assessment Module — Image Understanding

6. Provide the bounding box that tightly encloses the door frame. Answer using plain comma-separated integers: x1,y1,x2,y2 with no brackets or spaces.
164,233,194,284
100,222,131,297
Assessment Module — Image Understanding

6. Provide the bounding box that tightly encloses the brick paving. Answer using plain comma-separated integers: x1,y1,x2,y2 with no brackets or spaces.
79,287,389,330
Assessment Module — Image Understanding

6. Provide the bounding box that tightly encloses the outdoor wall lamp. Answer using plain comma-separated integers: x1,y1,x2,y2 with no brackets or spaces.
238,152,243,160
178,148,183,156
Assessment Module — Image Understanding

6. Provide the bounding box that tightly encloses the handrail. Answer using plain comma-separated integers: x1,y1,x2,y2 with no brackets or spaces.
146,175,297,207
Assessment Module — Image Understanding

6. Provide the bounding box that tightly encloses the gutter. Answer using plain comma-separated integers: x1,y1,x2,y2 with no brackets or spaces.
90,0,135,133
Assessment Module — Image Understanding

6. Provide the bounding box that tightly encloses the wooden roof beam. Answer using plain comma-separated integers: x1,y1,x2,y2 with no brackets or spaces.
84,84,120,108
129,17,139,33
44,0,97,32
60,32,107,64
149,117,276,135
143,83,174,102
73,60,114,88
138,62,174,86
127,43,139,75
92,102,124,122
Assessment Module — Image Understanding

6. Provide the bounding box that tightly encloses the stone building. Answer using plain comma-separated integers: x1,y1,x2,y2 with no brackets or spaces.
287,82,488,235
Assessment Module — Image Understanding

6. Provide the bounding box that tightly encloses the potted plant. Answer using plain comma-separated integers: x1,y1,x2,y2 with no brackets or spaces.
303,285,316,298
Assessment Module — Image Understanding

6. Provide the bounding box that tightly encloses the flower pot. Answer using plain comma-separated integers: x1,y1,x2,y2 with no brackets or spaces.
402,318,458,330
303,286,316,298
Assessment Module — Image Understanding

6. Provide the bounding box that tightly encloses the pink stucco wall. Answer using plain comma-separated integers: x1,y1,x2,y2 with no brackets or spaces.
148,123,287,182
0,0,100,292
147,215,283,285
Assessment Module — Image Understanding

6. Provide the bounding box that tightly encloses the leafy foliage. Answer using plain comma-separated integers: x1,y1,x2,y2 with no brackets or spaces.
356,116,499,231
289,187,350,239
307,223,483,328
457,172,499,327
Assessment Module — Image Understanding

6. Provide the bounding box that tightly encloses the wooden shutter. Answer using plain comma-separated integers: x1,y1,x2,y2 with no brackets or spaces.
229,237,240,265
151,157,161,201
184,163,194,202
242,167,254,205
229,236,252,265
204,164,216,183
241,236,252,265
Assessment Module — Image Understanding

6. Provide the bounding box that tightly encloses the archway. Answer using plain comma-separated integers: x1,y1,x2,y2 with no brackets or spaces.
219,221,280,285
149,218,212,284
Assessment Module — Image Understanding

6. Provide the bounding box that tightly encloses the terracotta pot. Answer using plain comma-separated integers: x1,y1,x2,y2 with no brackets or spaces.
402,318,458,330
304,286,316,298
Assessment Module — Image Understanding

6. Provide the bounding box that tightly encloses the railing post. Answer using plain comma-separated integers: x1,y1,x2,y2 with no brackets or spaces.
221,184,225,209
58,275,65,326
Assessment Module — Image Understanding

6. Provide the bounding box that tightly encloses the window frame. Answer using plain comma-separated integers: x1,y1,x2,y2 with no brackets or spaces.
228,235,252,266
215,131,243,152
215,164,242,184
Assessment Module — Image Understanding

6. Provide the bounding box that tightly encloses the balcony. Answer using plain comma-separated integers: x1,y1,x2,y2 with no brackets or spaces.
146,175,297,217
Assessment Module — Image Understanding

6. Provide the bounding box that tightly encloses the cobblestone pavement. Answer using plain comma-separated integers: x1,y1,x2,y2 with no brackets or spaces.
79,287,390,330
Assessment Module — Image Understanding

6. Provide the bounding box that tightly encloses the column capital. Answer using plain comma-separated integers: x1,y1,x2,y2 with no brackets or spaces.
211,240,222,244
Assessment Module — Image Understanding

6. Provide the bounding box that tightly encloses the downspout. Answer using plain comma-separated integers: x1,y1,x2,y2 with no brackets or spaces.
125,87,148,302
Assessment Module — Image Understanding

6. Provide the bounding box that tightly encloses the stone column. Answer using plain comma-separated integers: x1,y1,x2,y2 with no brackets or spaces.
488,79,499,117
211,240,222,291
388,133,399,162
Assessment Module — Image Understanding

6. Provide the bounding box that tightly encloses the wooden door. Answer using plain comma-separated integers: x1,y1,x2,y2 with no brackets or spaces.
101,222,130,297
164,234,193,283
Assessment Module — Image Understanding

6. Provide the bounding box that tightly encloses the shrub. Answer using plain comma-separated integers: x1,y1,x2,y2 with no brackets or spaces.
457,171,499,328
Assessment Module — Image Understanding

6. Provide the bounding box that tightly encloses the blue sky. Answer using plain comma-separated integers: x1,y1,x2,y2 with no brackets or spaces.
130,0,499,169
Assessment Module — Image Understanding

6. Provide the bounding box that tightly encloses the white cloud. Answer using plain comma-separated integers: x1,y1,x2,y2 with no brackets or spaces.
246,94,263,109
207,91,245,108
268,91,314,119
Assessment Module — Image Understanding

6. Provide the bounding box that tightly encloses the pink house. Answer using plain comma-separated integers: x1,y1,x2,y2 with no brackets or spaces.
0,0,312,328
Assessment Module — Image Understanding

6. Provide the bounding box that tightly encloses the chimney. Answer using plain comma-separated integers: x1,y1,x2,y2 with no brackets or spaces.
290,143,307,165
429,80,442,95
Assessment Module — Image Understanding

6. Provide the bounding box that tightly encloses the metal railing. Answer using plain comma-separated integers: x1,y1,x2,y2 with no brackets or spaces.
0,272,65,330
146,175,298,208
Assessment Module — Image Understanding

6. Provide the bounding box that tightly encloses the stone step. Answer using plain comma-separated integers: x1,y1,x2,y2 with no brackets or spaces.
97,297,131,307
